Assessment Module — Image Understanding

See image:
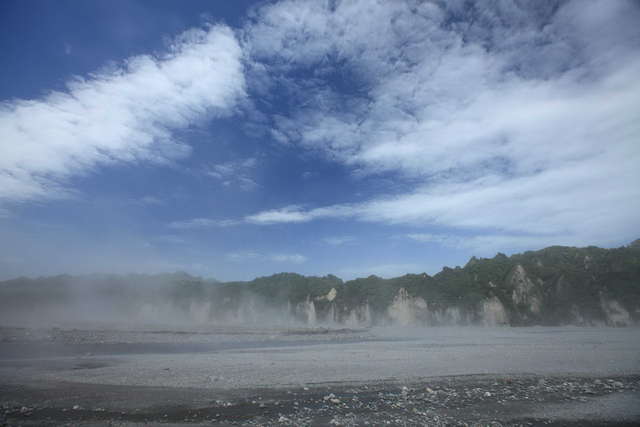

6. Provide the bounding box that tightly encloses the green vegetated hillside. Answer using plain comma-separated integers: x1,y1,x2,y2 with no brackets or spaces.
1,241,639,327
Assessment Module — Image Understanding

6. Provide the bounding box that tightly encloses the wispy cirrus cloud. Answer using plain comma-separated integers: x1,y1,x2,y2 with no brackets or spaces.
168,217,239,230
270,253,307,263
243,151,640,249
0,24,245,205
322,236,355,246
245,205,313,224
205,157,258,191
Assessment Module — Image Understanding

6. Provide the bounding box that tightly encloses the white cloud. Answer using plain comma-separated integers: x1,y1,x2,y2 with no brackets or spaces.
245,149,640,247
226,251,261,262
0,25,245,204
270,253,307,264
168,217,238,230
322,236,355,246
226,251,307,264
244,203,357,225
139,196,164,206
245,205,313,224
242,0,640,250
206,157,258,191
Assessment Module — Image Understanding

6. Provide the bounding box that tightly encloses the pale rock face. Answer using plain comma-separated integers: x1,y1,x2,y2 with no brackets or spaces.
600,297,632,326
433,306,464,325
344,309,358,327
414,297,428,310
362,302,372,325
555,275,568,298
344,302,371,327
325,302,337,324
446,307,463,324
305,297,317,326
387,288,427,326
295,296,317,326
481,296,509,326
509,264,541,314
316,287,337,302
234,298,257,324
570,304,585,325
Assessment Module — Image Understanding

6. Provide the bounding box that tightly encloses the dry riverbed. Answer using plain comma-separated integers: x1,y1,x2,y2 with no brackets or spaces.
1,325,639,426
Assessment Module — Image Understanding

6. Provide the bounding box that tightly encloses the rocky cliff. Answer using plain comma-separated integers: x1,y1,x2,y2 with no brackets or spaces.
1,241,639,327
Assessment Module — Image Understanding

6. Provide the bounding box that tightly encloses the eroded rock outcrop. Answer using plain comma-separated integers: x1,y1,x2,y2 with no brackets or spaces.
387,288,427,326
508,265,541,314
2,241,639,327
600,297,632,326
481,297,509,326
343,302,372,327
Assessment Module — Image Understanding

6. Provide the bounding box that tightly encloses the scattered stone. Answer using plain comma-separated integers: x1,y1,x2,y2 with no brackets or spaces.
1,368,636,426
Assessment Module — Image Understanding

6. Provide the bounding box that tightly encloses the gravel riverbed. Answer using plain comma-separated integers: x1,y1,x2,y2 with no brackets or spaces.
1,325,639,426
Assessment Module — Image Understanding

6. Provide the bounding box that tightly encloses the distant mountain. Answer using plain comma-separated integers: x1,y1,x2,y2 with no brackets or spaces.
1,241,639,327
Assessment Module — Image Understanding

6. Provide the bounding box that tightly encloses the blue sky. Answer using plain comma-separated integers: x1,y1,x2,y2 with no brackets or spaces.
1,0,639,281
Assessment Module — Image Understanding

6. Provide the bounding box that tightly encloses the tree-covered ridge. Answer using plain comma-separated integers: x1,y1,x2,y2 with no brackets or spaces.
1,241,639,327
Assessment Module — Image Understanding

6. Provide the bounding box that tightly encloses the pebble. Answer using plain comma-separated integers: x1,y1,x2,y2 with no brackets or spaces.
2,374,634,426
